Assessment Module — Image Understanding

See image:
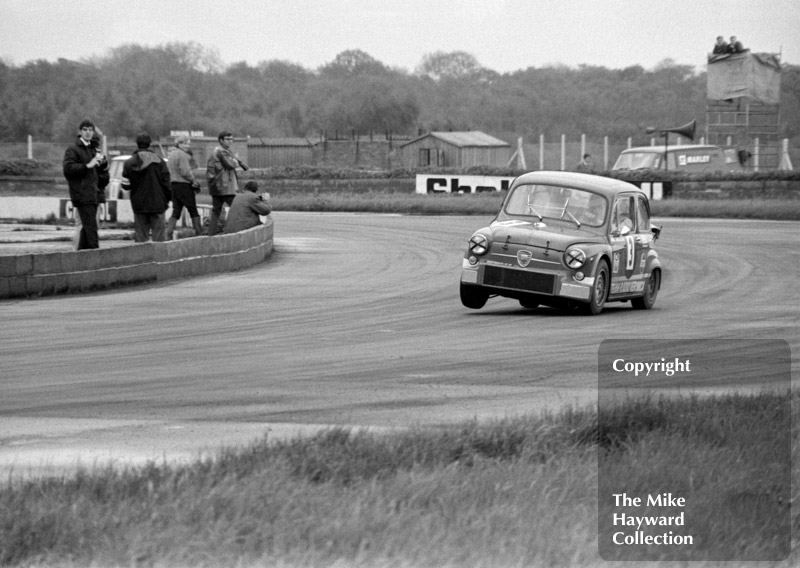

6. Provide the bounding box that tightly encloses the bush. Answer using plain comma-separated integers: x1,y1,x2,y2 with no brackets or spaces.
0,158,54,176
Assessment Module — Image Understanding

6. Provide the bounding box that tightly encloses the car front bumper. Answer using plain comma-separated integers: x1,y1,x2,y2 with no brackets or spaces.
461,259,593,301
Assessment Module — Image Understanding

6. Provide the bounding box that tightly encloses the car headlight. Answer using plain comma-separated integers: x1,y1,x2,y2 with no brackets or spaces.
469,233,489,256
564,247,586,269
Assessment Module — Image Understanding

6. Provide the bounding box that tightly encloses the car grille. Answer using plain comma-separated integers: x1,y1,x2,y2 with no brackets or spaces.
483,265,556,295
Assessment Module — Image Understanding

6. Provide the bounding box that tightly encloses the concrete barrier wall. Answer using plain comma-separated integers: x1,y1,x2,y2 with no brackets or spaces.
0,219,274,299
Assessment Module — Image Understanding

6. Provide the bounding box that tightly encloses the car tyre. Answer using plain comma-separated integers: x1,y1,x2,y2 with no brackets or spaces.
519,298,539,309
583,259,609,315
460,283,489,309
632,269,660,310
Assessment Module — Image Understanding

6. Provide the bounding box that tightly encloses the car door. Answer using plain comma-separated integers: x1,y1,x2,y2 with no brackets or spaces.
630,194,654,288
608,194,638,295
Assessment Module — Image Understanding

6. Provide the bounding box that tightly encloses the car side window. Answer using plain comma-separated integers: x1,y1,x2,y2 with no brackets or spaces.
636,195,650,233
612,196,635,235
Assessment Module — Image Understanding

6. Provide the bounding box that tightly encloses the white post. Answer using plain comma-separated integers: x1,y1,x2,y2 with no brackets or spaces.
627,137,632,149
102,134,108,155
580,133,586,163
27,135,32,159
539,134,544,170
517,137,526,170
604,136,609,170
560,134,566,171
754,137,760,171
727,136,732,146
779,138,794,170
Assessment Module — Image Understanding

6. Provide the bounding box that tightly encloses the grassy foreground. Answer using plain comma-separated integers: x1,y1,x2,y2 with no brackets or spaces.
2,391,796,568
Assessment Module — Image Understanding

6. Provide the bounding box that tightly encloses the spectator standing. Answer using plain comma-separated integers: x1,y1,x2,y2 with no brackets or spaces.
63,119,108,250
122,133,171,242
166,135,203,238
728,36,745,54
712,36,729,54
576,153,594,173
206,130,248,235
222,181,272,234
72,130,110,250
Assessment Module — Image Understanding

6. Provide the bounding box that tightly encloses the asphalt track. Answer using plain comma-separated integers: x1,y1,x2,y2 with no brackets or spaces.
1,212,798,477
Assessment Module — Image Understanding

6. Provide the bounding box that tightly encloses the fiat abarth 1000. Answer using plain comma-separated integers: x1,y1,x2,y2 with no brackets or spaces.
459,171,662,315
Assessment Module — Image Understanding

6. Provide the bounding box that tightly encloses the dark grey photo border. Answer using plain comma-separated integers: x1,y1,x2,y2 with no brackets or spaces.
597,339,791,561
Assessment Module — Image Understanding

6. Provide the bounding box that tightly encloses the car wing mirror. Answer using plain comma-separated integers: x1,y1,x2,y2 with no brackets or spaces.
651,224,662,240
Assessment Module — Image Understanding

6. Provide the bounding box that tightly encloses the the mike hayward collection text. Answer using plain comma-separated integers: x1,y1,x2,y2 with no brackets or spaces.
610,493,694,546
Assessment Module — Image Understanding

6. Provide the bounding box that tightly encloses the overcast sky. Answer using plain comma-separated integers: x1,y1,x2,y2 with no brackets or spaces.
2,0,798,73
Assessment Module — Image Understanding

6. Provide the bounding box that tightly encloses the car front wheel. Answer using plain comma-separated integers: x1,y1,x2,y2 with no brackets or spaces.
632,269,660,310
583,259,609,315
460,282,489,309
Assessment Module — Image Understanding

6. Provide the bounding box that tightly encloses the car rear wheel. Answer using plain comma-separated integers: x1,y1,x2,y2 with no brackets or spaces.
519,298,539,309
632,269,660,310
583,260,609,315
460,283,489,309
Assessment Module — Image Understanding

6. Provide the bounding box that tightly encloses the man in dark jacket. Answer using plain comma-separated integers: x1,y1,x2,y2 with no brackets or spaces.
62,119,109,249
122,133,171,242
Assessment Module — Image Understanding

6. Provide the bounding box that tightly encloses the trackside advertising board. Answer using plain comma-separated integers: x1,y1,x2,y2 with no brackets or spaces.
415,174,515,194
416,175,665,199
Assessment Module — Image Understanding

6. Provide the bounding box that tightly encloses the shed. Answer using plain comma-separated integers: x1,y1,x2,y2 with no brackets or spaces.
398,131,511,169
247,137,319,168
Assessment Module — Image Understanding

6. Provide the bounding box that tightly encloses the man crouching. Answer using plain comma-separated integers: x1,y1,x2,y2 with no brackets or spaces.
122,133,171,242
222,181,272,234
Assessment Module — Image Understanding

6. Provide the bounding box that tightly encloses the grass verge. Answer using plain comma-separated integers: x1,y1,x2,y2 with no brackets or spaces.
264,193,800,220
2,391,796,567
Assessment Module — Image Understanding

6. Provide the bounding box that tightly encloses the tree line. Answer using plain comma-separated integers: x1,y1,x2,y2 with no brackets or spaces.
1,42,798,147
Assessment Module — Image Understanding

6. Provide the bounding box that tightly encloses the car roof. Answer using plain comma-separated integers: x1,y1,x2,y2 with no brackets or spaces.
511,171,644,198
620,144,721,154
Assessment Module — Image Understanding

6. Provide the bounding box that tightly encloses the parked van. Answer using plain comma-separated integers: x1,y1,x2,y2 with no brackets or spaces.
612,144,744,173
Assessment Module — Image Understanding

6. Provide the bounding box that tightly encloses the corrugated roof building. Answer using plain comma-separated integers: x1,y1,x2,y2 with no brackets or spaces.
398,131,511,169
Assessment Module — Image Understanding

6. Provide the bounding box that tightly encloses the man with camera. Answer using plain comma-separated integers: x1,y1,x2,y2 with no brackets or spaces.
63,119,109,250
222,181,272,234
206,130,249,235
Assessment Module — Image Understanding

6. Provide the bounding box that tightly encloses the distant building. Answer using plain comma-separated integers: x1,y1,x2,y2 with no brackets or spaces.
398,131,511,169
706,51,782,169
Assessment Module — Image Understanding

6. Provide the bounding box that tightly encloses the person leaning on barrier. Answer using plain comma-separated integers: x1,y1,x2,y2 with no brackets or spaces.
63,119,108,250
122,133,172,242
728,36,745,54
206,130,249,235
222,181,272,235
166,135,203,238
712,35,729,54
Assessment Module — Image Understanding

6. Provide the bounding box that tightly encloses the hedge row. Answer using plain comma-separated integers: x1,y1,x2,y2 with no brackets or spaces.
0,159,55,176
3,157,799,183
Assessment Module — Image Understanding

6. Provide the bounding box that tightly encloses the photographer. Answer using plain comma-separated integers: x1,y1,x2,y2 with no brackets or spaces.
206,130,249,235
222,181,272,234
62,119,108,250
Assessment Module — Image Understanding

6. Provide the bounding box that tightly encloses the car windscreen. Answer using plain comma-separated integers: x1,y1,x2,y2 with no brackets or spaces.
612,152,660,170
504,184,608,227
